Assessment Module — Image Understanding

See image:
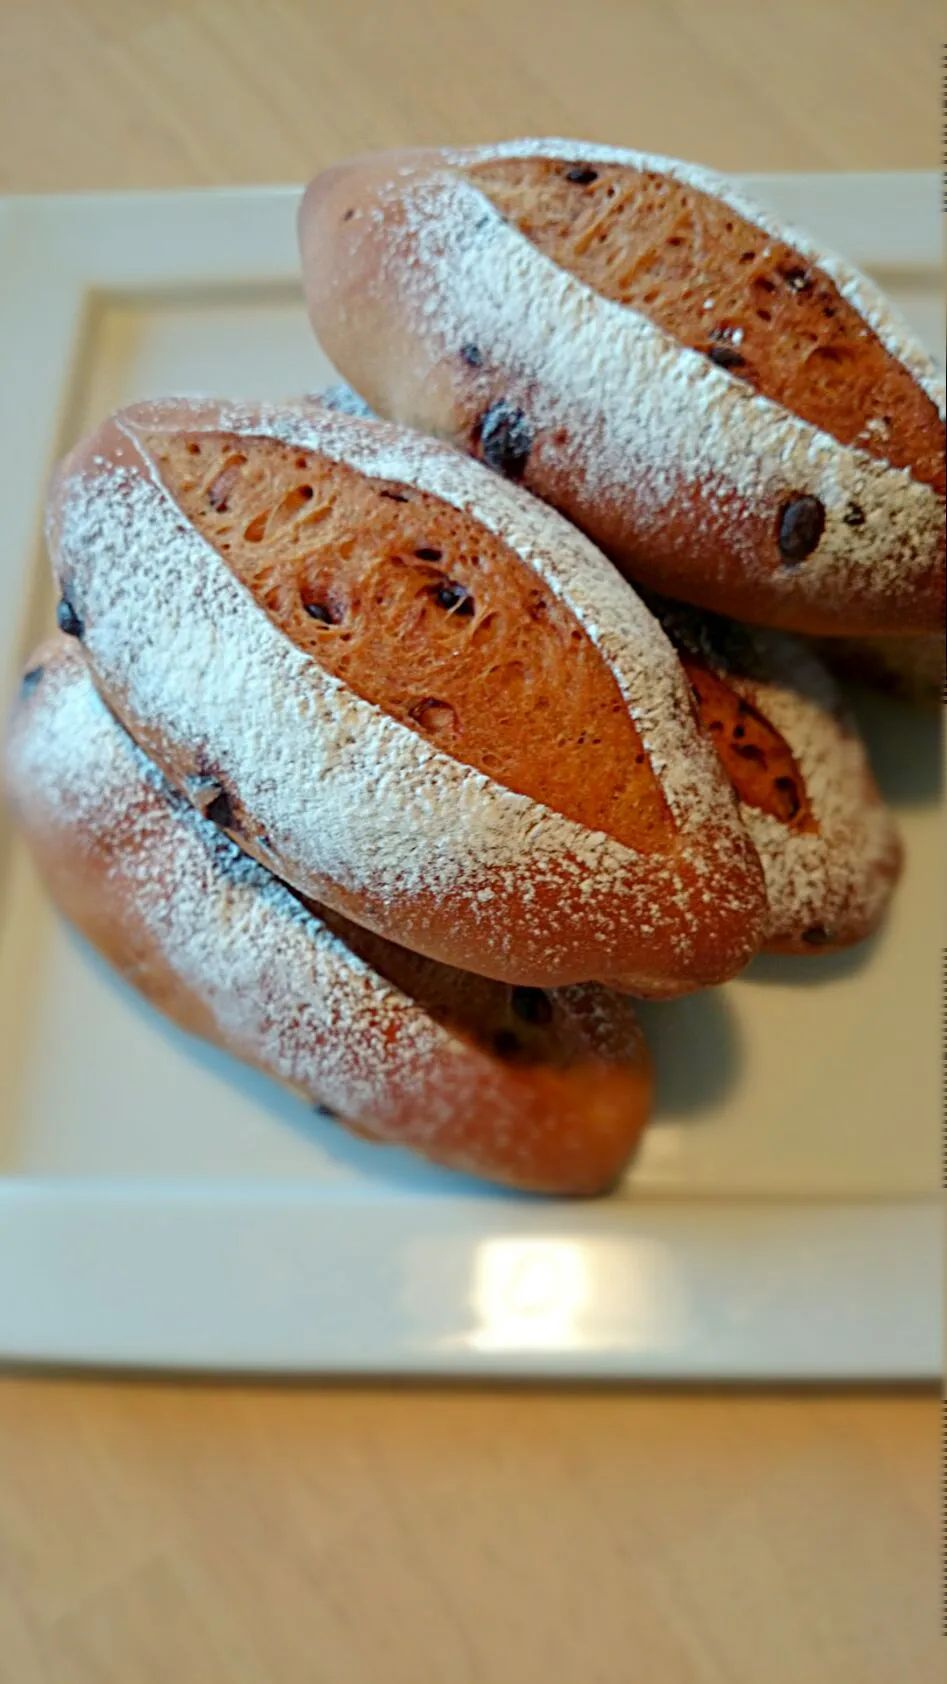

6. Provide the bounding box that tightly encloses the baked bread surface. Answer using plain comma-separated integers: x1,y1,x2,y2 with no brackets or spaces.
299,140,945,636
649,598,903,952
46,397,768,996
5,638,654,1195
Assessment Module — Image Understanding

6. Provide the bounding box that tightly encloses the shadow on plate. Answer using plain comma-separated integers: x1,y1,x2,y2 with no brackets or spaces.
743,926,884,989
67,925,745,1192
73,930,552,1203
843,687,942,808
634,984,742,1121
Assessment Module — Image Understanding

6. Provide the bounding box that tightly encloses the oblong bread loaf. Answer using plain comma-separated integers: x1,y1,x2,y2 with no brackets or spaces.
4,638,654,1195
46,397,767,996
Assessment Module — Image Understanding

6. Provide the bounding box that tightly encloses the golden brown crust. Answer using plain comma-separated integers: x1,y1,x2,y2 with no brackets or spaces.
150,427,670,853
648,598,903,952
45,397,769,997
677,655,816,834
299,144,945,637
466,156,944,496
5,638,654,1196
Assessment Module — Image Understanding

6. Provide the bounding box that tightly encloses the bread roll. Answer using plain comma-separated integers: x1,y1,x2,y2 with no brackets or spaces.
46,396,767,997
299,140,945,637
648,599,903,953
5,638,653,1195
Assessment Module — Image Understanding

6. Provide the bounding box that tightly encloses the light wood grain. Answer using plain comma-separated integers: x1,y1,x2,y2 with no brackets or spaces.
0,0,942,191
0,1380,940,1684
0,2,941,1679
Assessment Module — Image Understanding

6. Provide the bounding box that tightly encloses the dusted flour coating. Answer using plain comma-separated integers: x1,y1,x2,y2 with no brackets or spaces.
299,141,945,635
4,638,653,1195
148,426,672,854
453,140,945,416
651,599,903,951
46,397,767,995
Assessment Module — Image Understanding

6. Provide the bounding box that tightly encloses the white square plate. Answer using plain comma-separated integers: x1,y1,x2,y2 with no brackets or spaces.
0,175,942,1377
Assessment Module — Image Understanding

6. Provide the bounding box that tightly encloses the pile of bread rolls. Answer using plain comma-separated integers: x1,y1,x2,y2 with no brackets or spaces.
5,141,944,1194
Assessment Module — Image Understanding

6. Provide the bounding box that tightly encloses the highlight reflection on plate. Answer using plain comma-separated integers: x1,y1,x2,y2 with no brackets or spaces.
463,1236,685,1354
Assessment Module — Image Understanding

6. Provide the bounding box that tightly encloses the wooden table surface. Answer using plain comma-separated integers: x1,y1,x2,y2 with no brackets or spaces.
0,3,941,1679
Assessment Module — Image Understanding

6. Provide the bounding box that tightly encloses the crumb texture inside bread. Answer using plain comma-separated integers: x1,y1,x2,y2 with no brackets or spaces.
466,157,944,495
678,657,817,832
147,429,671,853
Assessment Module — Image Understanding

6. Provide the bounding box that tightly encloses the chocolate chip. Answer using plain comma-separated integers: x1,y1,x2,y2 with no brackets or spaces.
707,344,746,370
565,166,598,185
414,547,443,562
511,987,553,1025
21,665,44,696
410,696,457,734
781,265,812,292
843,501,866,528
434,581,474,615
380,489,409,503
479,402,533,480
204,789,234,830
189,778,235,830
493,1028,522,1058
460,343,483,367
303,601,337,626
56,597,83,638
778,495,825,563
802,924,834,947
342,209,355,222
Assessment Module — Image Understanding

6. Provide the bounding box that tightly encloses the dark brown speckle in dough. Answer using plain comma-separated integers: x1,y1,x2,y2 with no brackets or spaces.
434,581,475,615
204,789,235,829
56,598,84,638
778,496,826,563
303,600,337,626
479,402,533,481
802,923,833,947
707,344,747,371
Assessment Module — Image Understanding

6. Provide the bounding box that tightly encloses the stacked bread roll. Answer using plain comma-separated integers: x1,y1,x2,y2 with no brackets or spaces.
5,140,944,1194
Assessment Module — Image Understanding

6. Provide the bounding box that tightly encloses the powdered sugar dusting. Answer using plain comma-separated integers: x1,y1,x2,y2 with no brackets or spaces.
6,642,447,1121
194,398,738,827
451,140,945,412
664,614,902,944
361,149,942,619
48,400,765,989
6,643,650,1186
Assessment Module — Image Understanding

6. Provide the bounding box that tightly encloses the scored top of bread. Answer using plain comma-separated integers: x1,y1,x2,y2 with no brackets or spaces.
456,140,945,429
299,140,945,635
46,397,767,995
648,598,903,953
6,638,652,1194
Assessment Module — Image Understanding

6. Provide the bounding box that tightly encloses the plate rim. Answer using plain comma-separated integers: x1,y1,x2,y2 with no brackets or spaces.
0,171,941,1378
